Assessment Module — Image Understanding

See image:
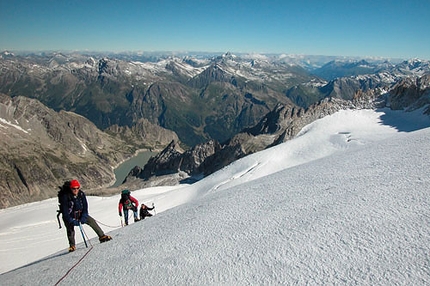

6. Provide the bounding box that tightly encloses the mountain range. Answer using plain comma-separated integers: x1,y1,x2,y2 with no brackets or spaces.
0,51,429,208
2,51,421,146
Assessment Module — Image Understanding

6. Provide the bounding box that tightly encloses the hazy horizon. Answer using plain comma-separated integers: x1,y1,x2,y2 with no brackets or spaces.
1,0,429,60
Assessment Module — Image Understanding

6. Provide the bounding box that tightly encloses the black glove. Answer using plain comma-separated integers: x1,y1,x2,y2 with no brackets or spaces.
119,212,122,217
80,216,87,224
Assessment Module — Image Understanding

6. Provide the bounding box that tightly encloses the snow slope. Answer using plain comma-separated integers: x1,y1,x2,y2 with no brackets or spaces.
0,108,429,285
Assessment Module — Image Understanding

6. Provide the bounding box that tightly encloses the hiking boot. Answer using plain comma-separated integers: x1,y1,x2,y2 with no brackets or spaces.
68,245,76,252
99,235,112,243
134,218,140,222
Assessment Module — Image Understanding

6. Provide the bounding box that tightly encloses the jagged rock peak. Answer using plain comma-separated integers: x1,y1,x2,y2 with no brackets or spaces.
85,57,97,66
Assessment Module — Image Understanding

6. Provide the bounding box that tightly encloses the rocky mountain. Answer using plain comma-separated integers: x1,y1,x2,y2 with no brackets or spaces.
310,58,427,81
312,59,383,80
124,73,430,189
0,51,316,147
287,58,430,108
387,74,430,112
2,52,424,147
0,93,177,208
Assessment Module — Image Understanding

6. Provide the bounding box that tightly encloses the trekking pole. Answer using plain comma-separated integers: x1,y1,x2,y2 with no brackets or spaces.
78,223,88,248
152,203,156,216
120,217,124,227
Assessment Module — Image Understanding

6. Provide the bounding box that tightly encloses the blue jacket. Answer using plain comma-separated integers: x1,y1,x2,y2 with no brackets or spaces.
59,190,89,225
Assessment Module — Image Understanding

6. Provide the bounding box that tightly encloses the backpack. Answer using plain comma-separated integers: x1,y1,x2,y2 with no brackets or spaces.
56,181,71,229
120,190,136,211
121,194,133,210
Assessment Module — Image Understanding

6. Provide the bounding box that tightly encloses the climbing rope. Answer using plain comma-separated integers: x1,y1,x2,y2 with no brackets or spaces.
54,226,94,285
94,219,122,229
95,210,133,228
54,211,141,284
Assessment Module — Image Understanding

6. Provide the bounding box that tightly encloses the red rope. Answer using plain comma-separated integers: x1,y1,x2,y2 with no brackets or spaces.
54,226,94,285
54,245,93,285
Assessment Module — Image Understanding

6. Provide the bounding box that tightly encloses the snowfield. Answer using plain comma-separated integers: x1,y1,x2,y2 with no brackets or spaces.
0,108,429,285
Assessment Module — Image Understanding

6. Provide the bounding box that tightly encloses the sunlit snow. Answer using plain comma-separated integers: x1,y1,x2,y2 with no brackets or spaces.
0,108,429,285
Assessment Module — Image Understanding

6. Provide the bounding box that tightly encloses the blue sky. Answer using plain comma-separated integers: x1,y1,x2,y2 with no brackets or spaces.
1,0,429,59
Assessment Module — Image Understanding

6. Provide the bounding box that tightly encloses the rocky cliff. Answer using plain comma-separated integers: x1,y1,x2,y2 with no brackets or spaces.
0,93,177,208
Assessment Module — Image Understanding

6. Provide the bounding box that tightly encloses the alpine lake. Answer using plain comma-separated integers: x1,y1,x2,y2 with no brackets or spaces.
112,151,157,187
